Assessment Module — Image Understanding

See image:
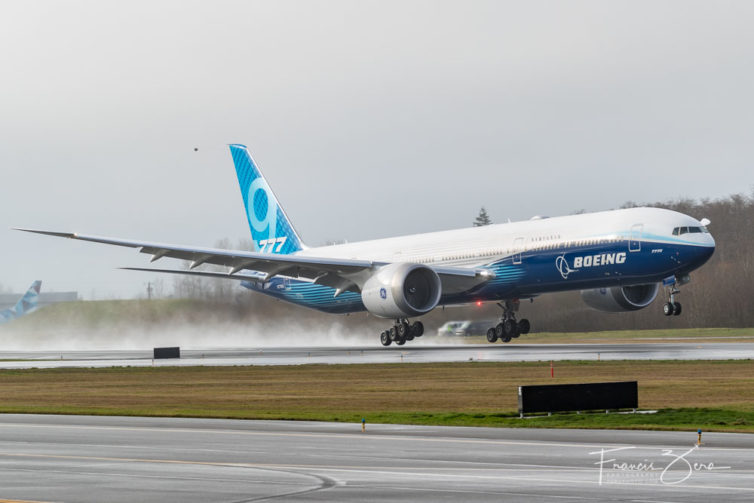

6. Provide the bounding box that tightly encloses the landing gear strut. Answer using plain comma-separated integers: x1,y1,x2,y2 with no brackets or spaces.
380,319,424,346
487,299,530,343
663,276,687,317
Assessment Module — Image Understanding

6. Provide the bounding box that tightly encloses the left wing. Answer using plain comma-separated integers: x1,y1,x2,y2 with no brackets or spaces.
15,229,494,295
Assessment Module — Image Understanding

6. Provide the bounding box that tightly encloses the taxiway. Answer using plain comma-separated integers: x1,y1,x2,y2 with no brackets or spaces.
0,414,751,502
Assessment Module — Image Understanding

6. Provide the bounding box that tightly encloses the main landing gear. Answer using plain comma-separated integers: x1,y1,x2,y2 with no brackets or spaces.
380,319,424,346
486,299,531,343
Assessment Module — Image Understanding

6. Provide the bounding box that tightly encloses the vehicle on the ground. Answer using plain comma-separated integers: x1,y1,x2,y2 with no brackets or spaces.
454,320,499,337
436,321,465,336
19,144,715,347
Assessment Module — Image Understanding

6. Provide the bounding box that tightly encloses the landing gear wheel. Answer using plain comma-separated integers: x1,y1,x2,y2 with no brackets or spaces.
663,302,675,316
495,323,504,338
503,336,512,343
380,331,392,346
410,321,424,337
517,319,530,335
673,302,682,316
503,319,518,339
395,336,406,346
389,326,398,341
405,332,415,341
397,322,409,338
486,328,498,343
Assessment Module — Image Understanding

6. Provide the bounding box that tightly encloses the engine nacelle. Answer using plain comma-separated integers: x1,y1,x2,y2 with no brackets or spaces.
581,283,659,313
361,263,442,318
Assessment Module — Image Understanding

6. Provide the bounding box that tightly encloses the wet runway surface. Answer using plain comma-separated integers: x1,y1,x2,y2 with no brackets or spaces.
0,414,751,502
0,342,752,368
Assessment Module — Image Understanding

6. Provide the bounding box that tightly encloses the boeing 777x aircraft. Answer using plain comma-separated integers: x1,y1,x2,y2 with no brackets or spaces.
18,145,715,346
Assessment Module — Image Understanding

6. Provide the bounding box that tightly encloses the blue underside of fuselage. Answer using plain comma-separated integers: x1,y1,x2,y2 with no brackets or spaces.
240,240,714,315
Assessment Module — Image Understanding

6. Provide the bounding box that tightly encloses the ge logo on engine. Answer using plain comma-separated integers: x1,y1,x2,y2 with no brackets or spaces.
379,288,387,299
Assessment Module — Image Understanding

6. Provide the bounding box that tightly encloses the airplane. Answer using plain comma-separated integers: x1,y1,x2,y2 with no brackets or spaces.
17,144,715,346
0,280,42,325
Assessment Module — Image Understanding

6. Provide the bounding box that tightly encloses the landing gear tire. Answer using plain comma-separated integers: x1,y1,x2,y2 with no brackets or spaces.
673,302,682,316
495,323,504,338
410,321,424,337
517,319,530,335
503,336,512,343
486,328,498,343
663,302,675,316
381,319,422,347
397,322,409,338
380,331,392,346
503,319,518,339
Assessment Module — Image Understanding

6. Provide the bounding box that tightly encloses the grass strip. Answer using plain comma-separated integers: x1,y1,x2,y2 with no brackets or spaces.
0,360,752,432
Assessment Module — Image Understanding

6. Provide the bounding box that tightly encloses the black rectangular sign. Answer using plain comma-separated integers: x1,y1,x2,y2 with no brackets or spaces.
153,347,180,359
518,381,637,414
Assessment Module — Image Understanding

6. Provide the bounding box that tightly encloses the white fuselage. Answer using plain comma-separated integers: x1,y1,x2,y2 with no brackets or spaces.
296,207,714,269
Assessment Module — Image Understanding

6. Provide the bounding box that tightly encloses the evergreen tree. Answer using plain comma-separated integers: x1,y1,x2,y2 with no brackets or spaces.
473,206,492,226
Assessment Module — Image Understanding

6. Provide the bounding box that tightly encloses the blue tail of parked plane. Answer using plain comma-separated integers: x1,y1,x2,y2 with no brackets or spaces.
0,280,42,325
229,144,305,255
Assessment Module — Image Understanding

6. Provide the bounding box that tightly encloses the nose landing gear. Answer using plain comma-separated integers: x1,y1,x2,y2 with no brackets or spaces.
380,319,424,346
662,275,688,316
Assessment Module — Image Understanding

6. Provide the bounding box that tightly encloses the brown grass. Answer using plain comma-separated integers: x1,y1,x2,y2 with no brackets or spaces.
0,361,752,420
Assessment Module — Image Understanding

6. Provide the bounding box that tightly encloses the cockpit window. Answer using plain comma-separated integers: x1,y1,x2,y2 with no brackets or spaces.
672,226,709,235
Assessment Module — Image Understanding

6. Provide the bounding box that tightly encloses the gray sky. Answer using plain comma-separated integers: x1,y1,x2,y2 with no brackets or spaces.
2,0,753,298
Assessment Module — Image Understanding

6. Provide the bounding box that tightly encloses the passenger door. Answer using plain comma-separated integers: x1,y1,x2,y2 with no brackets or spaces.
629,224,643,252
513,237,525,264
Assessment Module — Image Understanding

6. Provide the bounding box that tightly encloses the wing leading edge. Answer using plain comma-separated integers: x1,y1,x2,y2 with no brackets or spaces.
15,229,494,295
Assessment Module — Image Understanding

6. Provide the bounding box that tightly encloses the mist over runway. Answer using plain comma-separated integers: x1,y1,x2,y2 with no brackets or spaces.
0,414,751,502
0,342,752,369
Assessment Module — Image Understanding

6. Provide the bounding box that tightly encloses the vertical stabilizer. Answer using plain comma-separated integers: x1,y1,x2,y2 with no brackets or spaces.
229,144,305,254
0,280,41,324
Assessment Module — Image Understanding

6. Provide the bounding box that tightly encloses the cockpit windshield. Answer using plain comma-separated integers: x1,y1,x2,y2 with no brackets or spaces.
672,226,709,236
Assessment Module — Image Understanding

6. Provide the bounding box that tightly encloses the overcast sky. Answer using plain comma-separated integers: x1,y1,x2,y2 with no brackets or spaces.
1,0,753,298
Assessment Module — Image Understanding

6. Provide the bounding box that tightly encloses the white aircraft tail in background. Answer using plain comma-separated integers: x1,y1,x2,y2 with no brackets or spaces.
0,280,42,325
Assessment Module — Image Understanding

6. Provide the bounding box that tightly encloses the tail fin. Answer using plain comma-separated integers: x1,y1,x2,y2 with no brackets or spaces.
14,280,41,316
1,280,41,324
229,144,305,254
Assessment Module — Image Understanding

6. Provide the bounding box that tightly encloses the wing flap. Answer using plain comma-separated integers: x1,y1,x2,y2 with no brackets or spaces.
120,267,265,282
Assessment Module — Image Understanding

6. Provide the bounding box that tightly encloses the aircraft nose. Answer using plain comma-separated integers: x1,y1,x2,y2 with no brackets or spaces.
693,240,715,267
